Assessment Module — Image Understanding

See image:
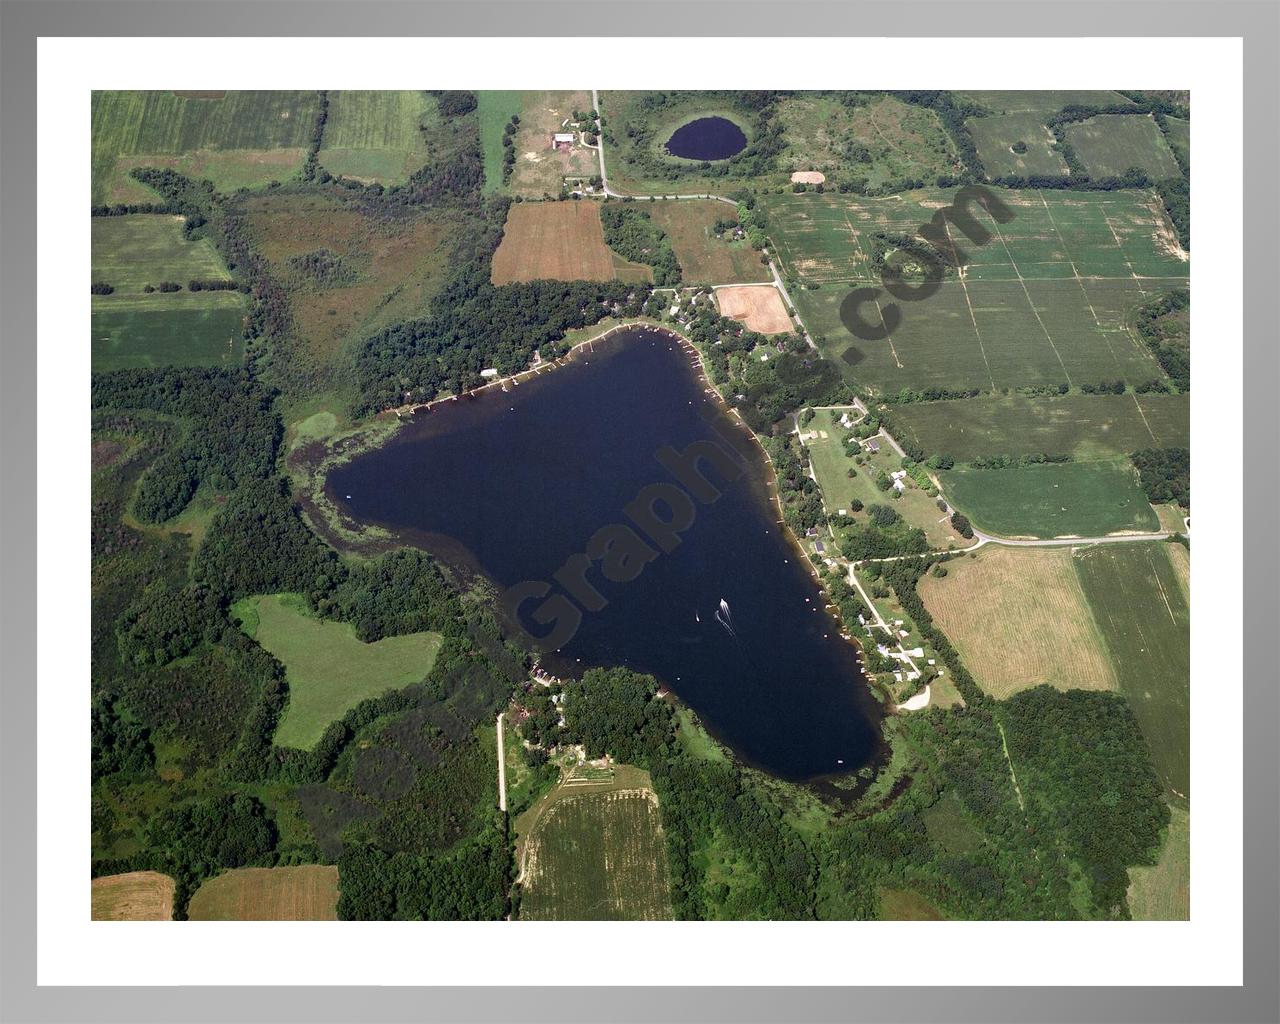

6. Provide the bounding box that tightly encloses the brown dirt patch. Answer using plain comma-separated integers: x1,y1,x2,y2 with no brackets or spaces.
790,171,827,185
91,871,175,921
715,284,793,334
187,865,339,921
491,202,622,285
91,437,127,471
919,545,1118,699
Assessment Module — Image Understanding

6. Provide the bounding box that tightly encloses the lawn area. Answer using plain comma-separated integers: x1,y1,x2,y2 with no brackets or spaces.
188,865,339,920
940,459,1161,538
232,593,442,750
1064,113,1182,180
1074,542,1190,800
477,90,524,192
967,112,1069,178
490,201,650,284
919,546,1117,698
804,409,963,548
317,90,435,184
91,871,175,921
1127,803,1189,919
767,189,1186,395
647,199,771,284
91,215,246,370
517,764,672,920
888,393,1190,462
508,91,600,197
92,90,321,204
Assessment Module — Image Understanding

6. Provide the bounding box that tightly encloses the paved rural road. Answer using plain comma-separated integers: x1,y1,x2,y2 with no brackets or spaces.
496,712,507,813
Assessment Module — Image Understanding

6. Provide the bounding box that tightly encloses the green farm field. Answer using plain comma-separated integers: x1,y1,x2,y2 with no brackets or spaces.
888,392,1190,462
232,593,442,750
804,409,964,548
1127,803,1189,919
1164,116,1190,168
1064,114,1182,180
767,189,1186,394
477,90,524,192
940,459,1161,538
518,765,672,920
317,91,434,183
647,199,771,284
958,91,1136,116
967,112,1069,178
1074,542,1190,800
91,215,246,370
92,90,321,204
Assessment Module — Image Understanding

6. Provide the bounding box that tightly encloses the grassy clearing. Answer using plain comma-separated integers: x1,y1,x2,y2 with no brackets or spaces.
508,91,600,197
233,593,442,750
1064,113,1182,180
958,91,1136,116
92,90,320,203
187,865,339,920
490,201,650,284
91,871,175,920
1127,803,1189,919
805,409,963,548
1074,542,1189,799
91,215,246,370
1164,116,1190,168
920,546,1117,698
317,91,434,183
967,112,1069,178
647,199,771,284
879,887,946,920
941,459,1160,538
517,764,672,921
922,790,986,854
777,94,960,190
477,90,524,192
244,190,454,367
889,393,1189,462
767,189,1185,395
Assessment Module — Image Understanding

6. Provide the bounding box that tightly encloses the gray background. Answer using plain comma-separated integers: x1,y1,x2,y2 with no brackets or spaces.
1,2,1276,1021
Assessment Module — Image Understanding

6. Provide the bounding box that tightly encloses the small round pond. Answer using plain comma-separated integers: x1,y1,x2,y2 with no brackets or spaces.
664,116,747,161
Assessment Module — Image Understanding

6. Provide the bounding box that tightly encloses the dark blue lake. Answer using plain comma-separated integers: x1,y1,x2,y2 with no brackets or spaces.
665,116,748,161
326,328,884,782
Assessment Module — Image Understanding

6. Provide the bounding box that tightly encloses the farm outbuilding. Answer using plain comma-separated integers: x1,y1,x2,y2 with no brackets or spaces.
552,132,575,151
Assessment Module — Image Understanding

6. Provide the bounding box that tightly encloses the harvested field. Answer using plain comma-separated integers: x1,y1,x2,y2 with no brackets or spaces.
491,201,650,284
516,764,672,921
647,200,770,285
91,871,175,921
919,546,1117,699
187,865,339,920
716,284,792,334
790,171,826,184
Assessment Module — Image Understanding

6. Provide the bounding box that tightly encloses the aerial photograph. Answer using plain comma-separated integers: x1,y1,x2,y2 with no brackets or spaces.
89,88,1190,923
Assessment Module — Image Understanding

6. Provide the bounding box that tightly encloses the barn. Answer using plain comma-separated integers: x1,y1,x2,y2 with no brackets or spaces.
551,132,575,151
